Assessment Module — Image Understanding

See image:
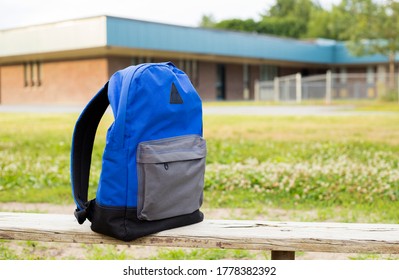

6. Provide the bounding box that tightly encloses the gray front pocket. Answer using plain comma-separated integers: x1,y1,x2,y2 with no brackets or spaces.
136,135,206,221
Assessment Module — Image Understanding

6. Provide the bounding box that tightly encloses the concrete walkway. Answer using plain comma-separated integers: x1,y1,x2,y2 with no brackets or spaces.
203,105,358,116
0,105,84,113
0,104,394,116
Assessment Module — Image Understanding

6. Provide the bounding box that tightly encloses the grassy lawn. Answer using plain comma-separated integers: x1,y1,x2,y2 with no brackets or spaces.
204,113,399,223
1,111,399,216
1,106,399,259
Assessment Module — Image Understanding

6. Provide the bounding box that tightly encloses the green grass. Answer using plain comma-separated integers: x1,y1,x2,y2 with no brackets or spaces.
0,239,263,260
0,113,107,203
1,112,399,214
202,115,399,223
151,248,258,260
1,107,399,259
0,241,19,260
83,244,129,260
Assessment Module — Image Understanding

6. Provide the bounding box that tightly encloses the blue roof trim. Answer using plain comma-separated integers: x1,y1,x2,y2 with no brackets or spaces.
333,42,389,64
105,16,394,65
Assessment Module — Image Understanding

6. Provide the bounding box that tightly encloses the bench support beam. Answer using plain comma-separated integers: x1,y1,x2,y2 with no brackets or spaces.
271,250,295,260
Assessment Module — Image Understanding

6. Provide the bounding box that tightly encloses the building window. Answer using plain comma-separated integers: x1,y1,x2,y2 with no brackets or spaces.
176,59,198,85
184,60,191,77
243,64,249,89
23,63,29,87
23,61,42,87
192,60,198,87
260,65,277,81
30,62,35,86
37,62,42,86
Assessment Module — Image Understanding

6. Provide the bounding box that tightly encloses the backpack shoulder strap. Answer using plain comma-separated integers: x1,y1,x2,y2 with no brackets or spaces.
71,82,109,224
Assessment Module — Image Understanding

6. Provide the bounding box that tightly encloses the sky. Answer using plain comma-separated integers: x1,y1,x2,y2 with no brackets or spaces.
0,0,341,30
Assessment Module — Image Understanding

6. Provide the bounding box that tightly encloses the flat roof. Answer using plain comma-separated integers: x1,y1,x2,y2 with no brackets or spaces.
0,15,393,65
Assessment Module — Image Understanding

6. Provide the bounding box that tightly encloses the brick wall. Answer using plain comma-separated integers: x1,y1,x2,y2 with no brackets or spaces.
108,57,132,77
0,57,263,104
0,58,108,104
197,61,216,100
225,64,243,100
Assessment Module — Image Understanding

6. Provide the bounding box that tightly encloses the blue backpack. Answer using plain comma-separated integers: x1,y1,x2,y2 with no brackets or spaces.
71,62,206,241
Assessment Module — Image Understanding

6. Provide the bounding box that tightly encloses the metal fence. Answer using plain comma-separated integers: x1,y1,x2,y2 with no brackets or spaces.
255,71,399,103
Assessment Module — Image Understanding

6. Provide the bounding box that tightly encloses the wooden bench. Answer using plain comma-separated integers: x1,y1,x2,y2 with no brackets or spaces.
1,212,399,260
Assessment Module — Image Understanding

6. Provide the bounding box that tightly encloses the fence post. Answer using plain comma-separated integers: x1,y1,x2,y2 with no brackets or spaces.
274,77,280,102
296,73,302,104
326,70,332,105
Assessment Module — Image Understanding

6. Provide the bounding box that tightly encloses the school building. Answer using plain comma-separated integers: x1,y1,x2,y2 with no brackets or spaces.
0,15,395,104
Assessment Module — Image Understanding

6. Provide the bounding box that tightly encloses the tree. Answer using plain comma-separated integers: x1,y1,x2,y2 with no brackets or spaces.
266,0,314,18
343,0,399,90
214,18,257,33
199,14,217,28
306,1,354,40
198,0,320,38
259,0,317,38
257,16,307,38
306,9,333,39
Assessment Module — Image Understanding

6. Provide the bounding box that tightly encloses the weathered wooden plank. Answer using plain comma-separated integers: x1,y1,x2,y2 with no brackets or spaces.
1,212,399,254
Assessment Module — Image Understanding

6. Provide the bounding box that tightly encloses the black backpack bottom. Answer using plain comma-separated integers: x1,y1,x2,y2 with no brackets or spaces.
87,200,204,241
